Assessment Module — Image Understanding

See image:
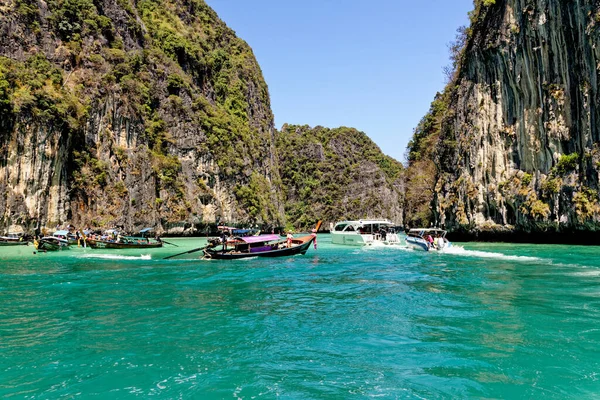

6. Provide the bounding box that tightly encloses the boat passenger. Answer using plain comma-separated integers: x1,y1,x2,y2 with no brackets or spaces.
436,236,445,249
286,232,293,248
311,229,317,249
425,234,434,248
380,228,387,241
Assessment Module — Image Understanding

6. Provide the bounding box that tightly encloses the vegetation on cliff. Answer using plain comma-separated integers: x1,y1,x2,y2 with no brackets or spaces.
0,0,281,231
277,125,404,230
405,0,600,238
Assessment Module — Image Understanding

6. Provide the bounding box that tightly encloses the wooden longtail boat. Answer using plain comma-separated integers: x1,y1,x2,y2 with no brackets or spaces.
86,236,163,249
0,234,28,246
34,236,69,251
203,221,322,260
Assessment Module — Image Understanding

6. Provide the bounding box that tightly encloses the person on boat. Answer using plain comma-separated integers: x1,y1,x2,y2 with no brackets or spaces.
311,229,317,249
286,232,293,248
379,227,387,241
425,234,434,249
436,236,446,249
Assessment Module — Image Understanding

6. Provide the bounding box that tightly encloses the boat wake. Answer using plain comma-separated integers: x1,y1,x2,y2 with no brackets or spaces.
440,246,542,262
79,254,152,261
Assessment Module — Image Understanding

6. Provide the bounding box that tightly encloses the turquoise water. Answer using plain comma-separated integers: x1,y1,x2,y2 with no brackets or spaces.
1,236,600,399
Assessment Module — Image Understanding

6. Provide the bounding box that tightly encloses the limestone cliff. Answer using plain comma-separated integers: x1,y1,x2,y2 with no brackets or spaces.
277,125,404,229
0,0,282,233
410,0,600,239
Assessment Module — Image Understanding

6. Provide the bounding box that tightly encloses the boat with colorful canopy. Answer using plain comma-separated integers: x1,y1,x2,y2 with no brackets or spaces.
202,221,322,260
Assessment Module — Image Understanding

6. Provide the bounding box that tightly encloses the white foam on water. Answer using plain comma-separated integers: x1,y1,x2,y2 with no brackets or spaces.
440,245,542,262
362,244,413,252
79,254,152,261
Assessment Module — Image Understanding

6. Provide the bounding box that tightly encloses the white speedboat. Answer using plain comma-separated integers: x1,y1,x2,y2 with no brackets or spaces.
331,219,401,246
405,228,451,251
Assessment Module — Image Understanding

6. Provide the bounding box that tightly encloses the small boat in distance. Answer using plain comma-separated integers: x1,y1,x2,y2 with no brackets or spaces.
0,233,28,246
331,219,401,246
86,229,163,249
52,230,79,245
405,228,451,251
203,221,322,260
34,236,70,251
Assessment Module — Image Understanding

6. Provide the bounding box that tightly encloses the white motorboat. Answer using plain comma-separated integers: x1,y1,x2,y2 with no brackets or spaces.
405,228,451,251
331,219,401,246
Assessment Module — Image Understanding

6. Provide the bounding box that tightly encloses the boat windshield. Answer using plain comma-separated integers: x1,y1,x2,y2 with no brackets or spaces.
408,229,447,238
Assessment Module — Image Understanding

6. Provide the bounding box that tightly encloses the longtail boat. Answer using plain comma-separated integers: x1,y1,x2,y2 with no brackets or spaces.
203,221,321,260
86,236,163,249
0,234,28,246
34,236,69,251
85,228,163,249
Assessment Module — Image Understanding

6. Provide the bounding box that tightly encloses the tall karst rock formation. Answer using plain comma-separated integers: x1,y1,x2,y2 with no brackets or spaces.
409,0,600,239
0,0,282,233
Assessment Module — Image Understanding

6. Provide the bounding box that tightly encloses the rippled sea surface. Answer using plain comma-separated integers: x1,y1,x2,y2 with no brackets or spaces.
1,236,600,399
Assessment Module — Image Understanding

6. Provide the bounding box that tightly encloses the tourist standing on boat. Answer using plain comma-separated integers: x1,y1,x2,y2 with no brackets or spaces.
311,229,317,249
425,234,434,249
286,232,293,248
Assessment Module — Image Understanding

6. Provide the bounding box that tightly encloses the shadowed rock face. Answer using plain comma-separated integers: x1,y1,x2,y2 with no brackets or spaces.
434,0,600,235
0,0,283,233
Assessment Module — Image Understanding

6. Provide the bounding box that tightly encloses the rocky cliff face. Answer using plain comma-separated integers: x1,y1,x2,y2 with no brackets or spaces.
0,0,282,234
277,125,404,229
424,0,600,237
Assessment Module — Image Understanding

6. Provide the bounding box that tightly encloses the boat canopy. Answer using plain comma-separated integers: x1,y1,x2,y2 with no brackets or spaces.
139,228,154,233
408,228,447,237
238,234,280,244
53,230,70,236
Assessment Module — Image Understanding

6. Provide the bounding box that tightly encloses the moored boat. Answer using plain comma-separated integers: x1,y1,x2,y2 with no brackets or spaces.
85,229,163,249
331,219,401,246
0,233,28,246
86,236,163,249
34,236,70,251
203,221,321,260
52,230,80,245
405,228,451,251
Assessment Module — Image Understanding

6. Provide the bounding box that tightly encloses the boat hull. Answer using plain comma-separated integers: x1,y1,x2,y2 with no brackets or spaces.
35,237,69,251
405,236,431,251
331,232,402,246
405,236,451,252
87,239,163,249
205,237,314,259
0,240,28,246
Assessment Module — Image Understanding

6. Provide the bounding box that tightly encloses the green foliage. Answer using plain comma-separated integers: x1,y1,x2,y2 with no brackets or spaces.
541,177,562,196
234,173,274,222
1,0,280,226
406,92,449,163
522,199,550,220
552,153,579,176
0,54,86,127
167,73,186,95
277,125,403,228
14,0,40,27
573,187,600,222
47,0,97,40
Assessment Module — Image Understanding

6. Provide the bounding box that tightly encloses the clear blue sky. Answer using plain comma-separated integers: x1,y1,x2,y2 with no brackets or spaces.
206,0,474,162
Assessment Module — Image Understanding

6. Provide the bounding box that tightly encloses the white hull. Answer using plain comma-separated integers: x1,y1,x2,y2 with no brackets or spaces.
331,232,401,246
405,236,451,252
